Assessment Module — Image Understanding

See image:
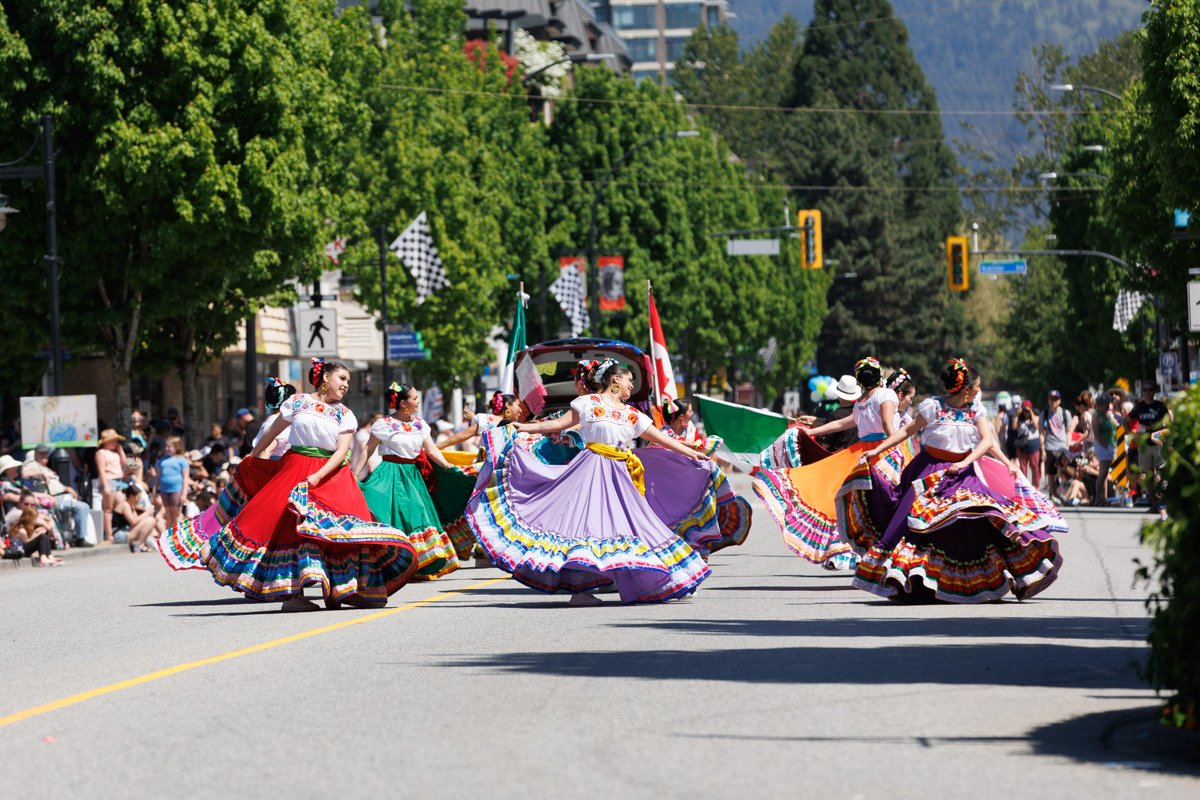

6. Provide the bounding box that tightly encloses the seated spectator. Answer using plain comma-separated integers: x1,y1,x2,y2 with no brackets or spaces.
202,442,230,480
1,454,25,513
111,483,158,553
22,444,97,547
5,490,64,558
1051,452,1089,507
7,505,63,566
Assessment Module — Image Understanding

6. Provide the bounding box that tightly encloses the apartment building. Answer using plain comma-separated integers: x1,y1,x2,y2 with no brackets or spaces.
592,1,731,84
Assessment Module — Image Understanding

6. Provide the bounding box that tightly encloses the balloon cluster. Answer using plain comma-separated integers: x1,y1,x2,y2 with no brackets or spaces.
806,374,836,404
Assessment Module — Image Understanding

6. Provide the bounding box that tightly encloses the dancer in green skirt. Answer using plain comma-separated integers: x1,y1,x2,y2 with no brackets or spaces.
353,383,462,579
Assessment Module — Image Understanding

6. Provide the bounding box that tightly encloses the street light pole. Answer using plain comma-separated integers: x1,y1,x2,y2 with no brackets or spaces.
586,130,699,332
0,115,61,394
1050,83,1123,101
521,53,613,86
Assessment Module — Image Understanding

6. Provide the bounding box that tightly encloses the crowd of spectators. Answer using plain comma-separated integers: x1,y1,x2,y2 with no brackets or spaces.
1,404,276,566
992,382,1173,515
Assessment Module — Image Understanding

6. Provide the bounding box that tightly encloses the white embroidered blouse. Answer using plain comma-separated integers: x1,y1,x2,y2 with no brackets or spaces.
371,416,433,459
279,394,357,451
917,396,987,454
571,395,652,449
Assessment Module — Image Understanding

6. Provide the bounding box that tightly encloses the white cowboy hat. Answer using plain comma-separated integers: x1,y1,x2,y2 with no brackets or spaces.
834,374,863,402
0,454,22,474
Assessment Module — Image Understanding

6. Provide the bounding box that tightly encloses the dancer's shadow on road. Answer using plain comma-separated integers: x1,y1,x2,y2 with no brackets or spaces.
607,615,1149,642
437,638,1147,691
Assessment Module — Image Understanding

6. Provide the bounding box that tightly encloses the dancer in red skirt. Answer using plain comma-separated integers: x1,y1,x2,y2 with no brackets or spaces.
201,358,418,611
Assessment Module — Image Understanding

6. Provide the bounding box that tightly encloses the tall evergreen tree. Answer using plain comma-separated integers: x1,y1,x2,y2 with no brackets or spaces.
780,0,962,388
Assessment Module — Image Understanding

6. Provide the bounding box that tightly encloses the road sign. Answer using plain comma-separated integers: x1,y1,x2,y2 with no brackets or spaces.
979,259,1027,275
389,348,429,361
296,307,338,357
726,238,780,257
1189,281,1200,332
1160,351,1178,377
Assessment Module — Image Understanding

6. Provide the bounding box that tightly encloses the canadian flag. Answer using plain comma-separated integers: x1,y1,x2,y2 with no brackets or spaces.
324,237,348,265
647,286,678,406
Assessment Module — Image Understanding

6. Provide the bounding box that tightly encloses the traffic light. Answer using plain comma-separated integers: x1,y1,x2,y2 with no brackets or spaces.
946,235,968,291
798,209,823,269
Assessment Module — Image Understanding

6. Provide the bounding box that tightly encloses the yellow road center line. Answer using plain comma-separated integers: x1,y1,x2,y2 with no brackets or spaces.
0,576,510,730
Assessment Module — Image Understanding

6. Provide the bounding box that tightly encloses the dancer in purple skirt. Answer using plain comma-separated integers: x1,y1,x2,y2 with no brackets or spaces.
466,359,711,606
855,358,1066,603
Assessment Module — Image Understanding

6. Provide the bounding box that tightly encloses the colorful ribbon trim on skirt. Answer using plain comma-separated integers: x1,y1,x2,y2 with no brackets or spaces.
585,443,645,495
382,453,437,494
288,444,351,465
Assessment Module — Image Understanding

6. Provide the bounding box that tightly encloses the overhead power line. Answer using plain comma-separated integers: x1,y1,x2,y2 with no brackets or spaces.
378,83,1131,118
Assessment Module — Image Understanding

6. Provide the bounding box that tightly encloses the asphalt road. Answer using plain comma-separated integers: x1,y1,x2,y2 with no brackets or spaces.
1,477,1197,799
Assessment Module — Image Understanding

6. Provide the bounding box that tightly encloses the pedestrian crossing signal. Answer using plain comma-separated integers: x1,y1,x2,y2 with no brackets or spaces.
946,236,969,291
798,209,823,269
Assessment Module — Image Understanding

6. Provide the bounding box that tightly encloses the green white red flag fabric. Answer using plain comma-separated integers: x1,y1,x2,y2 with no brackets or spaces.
501,289,546,414
694,394,789,471
500,290,527,394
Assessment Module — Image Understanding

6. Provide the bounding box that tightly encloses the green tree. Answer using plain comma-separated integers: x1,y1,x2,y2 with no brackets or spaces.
543,67,819,401
0,0,372,440
781,0,963,390
339,0,551,391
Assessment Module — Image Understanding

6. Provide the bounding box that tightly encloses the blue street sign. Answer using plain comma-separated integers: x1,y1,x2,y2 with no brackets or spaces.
979,259,1027,275
388,347,429,361
387,331,422,346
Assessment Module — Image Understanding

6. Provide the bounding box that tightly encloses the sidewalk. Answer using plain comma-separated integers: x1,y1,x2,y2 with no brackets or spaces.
1,539,150,575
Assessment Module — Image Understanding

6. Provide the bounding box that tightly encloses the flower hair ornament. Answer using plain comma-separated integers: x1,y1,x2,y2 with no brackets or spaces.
264,377,296,411
592,358,619,387
386,382,409,411
574,359,600,381
886,368,911,390
945,358,968,393
854,356,881,374
489,391,507,416
308,357,326,388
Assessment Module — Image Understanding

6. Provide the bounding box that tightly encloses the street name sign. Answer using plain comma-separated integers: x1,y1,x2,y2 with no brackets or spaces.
387,328,429,360
979,259,1027,275
726,239,780,257
296,307,338,358
1189,280,1200,332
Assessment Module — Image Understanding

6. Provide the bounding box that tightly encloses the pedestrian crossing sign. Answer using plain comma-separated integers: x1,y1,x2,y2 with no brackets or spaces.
296,307,339,358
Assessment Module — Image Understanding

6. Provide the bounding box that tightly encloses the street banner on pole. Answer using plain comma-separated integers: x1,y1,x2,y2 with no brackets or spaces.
598,255,626,312
390,211,450,304
551,260,589,337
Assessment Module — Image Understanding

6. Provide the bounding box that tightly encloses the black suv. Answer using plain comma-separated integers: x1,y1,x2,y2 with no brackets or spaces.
515,337,654,416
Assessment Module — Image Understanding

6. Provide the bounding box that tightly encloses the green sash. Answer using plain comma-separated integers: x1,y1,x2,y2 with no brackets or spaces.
289,445,350,465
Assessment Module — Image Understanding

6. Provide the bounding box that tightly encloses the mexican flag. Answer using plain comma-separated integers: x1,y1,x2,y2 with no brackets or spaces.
501,289,546,414
500,291,527,395
694,394,789,471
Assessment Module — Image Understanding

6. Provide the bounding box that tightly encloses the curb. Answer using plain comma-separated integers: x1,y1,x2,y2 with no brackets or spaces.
1,541,149,576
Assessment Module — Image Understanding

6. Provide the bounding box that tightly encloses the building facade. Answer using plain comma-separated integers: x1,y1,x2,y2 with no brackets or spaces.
592,1,730,84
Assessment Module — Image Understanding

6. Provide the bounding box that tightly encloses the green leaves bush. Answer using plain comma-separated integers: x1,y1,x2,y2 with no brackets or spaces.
1138,383,1200,716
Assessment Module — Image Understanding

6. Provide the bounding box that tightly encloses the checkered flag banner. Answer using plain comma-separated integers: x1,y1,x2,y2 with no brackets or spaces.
1112,288,1146,332
390,212,450,304
758,336,779,371
550,264,589,337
